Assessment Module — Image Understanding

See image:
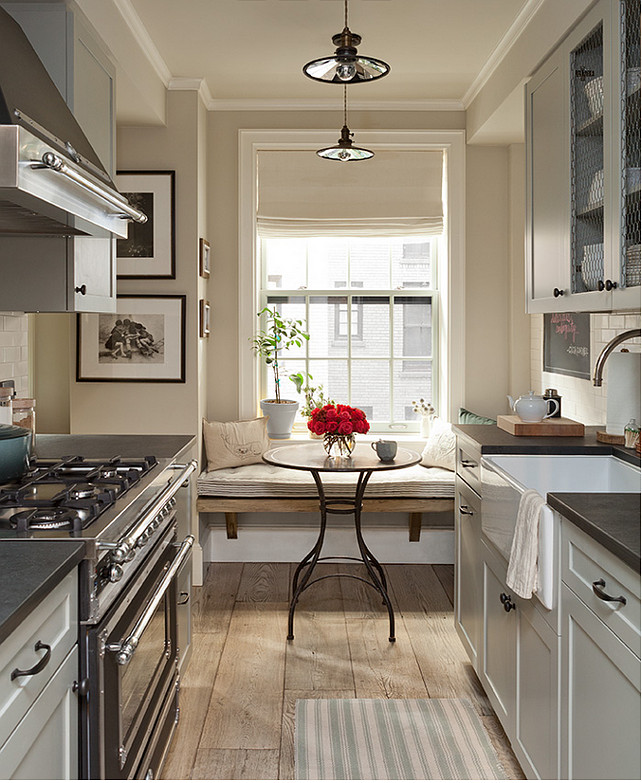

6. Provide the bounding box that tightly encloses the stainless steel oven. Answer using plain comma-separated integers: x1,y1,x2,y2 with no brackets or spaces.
83,527,193,780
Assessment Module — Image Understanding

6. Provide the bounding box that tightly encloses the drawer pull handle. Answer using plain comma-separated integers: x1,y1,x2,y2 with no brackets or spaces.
500,592,516,612
178,591,190,606
460,459,478,468
458,505,474,516
592,579,627,605
11,640,52,680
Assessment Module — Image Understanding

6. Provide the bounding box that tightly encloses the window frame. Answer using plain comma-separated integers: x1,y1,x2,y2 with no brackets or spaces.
238,129,466,426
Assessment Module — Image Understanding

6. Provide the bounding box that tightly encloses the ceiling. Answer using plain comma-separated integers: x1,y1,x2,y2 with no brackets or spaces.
121,0,533,107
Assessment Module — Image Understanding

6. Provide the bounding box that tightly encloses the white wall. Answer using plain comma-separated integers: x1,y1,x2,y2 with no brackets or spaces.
530,312,641,425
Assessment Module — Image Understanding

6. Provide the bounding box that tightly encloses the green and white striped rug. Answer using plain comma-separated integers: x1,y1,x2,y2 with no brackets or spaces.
295,698,508,780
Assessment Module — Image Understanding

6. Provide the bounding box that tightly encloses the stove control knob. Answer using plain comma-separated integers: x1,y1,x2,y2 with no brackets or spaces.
109,564,124,583
136,532,149,547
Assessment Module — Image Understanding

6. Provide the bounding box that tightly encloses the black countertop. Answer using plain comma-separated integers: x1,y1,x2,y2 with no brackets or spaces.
546,493,641,573
0,541,85,644
454,424,641,572
34,433,196,460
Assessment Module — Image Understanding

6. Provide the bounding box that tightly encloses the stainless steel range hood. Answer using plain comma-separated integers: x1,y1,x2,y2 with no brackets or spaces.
0,7,146,238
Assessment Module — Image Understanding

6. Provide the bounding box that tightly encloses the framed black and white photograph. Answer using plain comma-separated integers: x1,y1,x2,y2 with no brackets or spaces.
199,238,211,278
115,171,176,279
199,299,211,338
77,295,186,382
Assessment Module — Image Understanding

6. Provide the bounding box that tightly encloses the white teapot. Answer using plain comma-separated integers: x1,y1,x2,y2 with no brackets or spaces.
507,391,559,422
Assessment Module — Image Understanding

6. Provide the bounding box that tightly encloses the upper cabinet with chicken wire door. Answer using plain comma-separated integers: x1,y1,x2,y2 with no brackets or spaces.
526,0,640,313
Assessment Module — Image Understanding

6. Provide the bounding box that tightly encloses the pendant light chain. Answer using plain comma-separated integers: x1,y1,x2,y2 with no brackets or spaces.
343,84,348,128
344,0,349,29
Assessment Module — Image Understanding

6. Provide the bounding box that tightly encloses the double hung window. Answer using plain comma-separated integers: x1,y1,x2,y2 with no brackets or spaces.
258,235,439,433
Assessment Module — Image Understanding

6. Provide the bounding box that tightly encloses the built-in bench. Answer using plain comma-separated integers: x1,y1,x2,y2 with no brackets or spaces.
196,462,455,541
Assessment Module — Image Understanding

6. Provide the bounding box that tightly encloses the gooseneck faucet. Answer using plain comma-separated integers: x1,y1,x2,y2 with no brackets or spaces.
592,329,641,386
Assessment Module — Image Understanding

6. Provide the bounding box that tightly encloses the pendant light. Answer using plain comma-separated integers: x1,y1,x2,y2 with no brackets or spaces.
317,86,374,162
303,0,390,85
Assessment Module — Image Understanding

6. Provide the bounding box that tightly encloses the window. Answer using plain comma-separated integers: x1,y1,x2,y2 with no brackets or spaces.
258,236,438,432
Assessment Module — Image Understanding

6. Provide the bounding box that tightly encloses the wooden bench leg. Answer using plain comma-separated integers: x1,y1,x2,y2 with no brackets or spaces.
225,512,238,539
408,512,422,542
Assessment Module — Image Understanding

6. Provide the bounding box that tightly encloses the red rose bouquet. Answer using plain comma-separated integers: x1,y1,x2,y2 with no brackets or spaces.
308,404,370,456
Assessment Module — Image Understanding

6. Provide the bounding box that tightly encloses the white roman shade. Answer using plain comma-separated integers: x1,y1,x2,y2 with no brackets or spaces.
257,149,444,237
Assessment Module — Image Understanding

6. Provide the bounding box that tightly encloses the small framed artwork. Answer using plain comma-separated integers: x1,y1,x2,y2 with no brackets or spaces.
199,299,211,338
199,238,211,278
77,295,186,383
115,171,176,279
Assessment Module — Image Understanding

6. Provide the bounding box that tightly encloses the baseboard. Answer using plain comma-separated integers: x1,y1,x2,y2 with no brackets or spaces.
201,524,453,564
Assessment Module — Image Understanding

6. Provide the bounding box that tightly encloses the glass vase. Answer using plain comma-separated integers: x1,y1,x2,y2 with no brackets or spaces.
323,433,356,458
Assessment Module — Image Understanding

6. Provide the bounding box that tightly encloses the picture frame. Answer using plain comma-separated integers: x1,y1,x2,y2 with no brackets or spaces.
115,171,176,279
199,238,211,278
77,295,186,383
199,299,211,338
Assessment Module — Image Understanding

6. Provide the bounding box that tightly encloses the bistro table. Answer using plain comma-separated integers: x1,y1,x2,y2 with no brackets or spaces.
262,442,421,642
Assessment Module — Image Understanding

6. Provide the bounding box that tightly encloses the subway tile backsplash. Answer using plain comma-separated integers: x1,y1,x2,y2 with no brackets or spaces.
0,313,29,397
531,311,641,426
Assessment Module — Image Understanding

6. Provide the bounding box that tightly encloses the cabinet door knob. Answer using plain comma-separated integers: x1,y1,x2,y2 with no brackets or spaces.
605,279,618,291
598,280,605,291
553,287,565,298
499,592,516,612
458,504,474,516
75,284,87,295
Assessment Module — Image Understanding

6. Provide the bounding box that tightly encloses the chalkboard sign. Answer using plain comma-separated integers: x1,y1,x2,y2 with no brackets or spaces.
543,312,591,379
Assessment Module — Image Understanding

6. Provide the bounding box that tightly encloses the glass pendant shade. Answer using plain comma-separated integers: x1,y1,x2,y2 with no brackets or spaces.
317,125,374,162
302,1,389,85
303,28,390,84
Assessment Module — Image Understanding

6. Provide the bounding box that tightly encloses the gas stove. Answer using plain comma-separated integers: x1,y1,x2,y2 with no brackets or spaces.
0,455,158,533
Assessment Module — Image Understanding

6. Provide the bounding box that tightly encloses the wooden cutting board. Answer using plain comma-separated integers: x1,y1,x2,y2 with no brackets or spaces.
497,414,585,437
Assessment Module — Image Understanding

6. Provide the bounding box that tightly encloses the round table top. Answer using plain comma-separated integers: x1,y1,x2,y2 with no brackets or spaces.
262,442,421,473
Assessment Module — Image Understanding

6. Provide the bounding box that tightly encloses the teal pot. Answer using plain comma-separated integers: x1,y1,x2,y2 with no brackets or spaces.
260,399,299,439
0,424,32,481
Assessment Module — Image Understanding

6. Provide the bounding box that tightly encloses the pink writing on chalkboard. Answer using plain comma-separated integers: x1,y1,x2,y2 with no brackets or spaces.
551,313,578,342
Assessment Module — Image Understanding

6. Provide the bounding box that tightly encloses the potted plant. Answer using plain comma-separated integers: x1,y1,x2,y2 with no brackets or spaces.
250,306,310,438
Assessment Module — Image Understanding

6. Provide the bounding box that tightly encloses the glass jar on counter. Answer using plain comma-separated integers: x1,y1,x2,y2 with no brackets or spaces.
12,398,36,451
0,388,12,426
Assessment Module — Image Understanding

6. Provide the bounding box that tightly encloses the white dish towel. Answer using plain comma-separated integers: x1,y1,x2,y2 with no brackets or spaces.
506,488,546,600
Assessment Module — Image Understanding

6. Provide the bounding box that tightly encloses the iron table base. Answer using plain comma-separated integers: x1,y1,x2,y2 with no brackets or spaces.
287,467,396,642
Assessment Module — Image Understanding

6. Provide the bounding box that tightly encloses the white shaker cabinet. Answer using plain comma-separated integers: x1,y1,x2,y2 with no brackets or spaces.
526,0,640,313
0,570,79,780
560,521,641,780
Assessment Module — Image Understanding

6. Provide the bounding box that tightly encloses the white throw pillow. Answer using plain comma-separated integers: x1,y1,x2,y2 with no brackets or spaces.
420,417,456,471
203,417,269,471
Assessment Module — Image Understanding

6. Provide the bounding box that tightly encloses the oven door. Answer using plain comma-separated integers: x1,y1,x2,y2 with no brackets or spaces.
86,530,193,779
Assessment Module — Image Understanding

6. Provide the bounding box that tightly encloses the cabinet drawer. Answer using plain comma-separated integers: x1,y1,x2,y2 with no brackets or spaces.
0,571,78,747
562,522,640,656
456,436,481,495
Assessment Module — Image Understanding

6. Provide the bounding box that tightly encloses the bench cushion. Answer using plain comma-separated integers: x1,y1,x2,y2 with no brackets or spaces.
197,462,455,499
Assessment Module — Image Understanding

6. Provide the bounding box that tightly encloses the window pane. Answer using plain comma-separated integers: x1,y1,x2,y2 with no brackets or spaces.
308,297,348,358
309,359,349,403
264,238,306,289
393,360,433,421
308,239,348,288
349,239,390,288
351,360,389,420
265,296,307,360
352,296,389,357
392,239,432,288
393,296,432,373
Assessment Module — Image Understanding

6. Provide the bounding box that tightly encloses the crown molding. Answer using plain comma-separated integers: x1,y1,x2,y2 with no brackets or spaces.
113,0,172,85
168,77,214,106
462,0,545,108
205,97,464,112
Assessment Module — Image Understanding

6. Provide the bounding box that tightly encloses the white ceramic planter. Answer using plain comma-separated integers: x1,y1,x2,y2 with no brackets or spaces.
260,399,299,439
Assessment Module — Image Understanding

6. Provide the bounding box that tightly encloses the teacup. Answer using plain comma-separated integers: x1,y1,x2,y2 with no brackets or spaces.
371,439,397,462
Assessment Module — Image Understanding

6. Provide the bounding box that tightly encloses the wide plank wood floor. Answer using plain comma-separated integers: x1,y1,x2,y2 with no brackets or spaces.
162,562,525,780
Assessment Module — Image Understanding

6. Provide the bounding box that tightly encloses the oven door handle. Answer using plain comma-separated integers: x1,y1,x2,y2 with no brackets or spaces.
107,535,194,666
108,460,197,564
